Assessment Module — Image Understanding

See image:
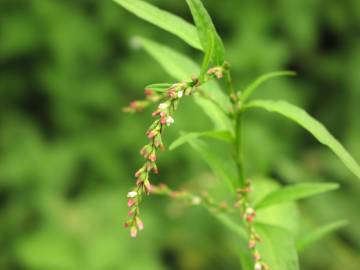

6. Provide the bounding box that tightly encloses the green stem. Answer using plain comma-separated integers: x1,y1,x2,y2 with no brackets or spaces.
234,111,245,187
224,69,235,96
224,64,245,188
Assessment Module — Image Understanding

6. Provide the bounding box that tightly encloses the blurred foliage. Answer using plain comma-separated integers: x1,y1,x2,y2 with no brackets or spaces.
0,0,359,269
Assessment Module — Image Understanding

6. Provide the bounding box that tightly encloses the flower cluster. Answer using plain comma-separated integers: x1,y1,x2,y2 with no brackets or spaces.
234,180,269,270
123,88,165,113
124,81,196,237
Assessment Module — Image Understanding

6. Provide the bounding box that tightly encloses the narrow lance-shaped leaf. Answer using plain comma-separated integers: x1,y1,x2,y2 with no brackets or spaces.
145,83,173,93
255,182,339,210
241,71,296,103
245,100,360,180
296,220,348,252
256,223,300,270
186,0,225,65
199,30,215,83
113,0,202,50
170,130,233,151
134,36,232,131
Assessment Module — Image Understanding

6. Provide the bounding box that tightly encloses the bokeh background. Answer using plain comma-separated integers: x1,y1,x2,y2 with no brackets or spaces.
1,0,360,269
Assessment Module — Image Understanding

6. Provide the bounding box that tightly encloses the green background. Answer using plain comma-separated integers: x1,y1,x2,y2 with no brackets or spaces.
0,0,359,269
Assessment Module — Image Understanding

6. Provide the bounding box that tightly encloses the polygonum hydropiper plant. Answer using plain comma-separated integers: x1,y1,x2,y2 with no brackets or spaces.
115,0,360,269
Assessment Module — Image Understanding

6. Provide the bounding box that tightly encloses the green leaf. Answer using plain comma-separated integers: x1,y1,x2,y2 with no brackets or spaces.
144,83,173,92
256,223,300,270
245,100,360,179
241,71,296,102
113,0,201,50
186,0,225,65
199,30,215,83
296,220,348,252
252,178,300,234
255,182,339,210
135,36,232,131
169,130,233,151
187,138,238,192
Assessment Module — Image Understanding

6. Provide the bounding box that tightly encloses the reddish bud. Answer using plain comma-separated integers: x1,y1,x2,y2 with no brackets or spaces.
148,153,156,162
135,167,144,178
160,117,166,125
248,240,256,249
136,217,144,231
130,101,137,109
152,109,160,116
168,88,177,99
147,130,157,139
124,221,130,228
127,198,136,207
144,89,153,96
246,215,255,223
128,210,134,217
136,178,143,186
140,145,151,157
152,166,159,174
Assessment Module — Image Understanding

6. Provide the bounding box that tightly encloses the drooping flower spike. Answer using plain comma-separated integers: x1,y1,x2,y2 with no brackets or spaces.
123,77,205,237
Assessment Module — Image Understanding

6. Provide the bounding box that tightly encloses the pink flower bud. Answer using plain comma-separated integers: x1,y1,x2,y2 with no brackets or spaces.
253,251,261,261
135,168,144,178
168,89,177,99
147,130,157,139
128,210,134,217
248,240,256,249
140,145,151,157
127,198,136,207
152,109,160,116
136,217,144,231
130,226,138,238
160,117,166,125
148,153,156,162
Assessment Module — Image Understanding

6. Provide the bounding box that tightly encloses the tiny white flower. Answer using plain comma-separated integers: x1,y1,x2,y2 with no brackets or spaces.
254,262,262,270
246,207,254,215
166,116,175,126
158,103,169,110
127,191,137,198
192,196,202,205
177,90,183,98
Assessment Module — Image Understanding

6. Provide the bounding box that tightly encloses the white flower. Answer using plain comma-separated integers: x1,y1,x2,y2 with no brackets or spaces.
177,90,183,98
246,207,255,215
166,116,175,126
158,103,169,110
254,262,262,270
127,191,138,198
192,196,202,205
